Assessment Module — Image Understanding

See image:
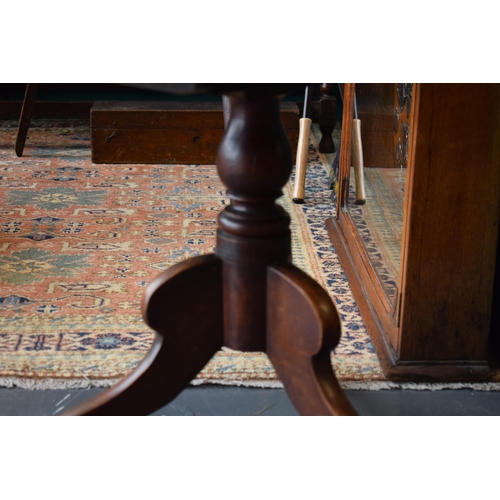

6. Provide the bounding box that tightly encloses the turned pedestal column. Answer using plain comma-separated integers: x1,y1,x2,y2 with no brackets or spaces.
64,90,356,416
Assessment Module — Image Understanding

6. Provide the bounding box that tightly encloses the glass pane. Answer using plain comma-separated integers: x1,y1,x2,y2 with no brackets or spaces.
347,83,412,304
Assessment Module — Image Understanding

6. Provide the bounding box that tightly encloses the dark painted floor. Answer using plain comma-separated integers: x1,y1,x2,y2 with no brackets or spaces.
1,385,500,416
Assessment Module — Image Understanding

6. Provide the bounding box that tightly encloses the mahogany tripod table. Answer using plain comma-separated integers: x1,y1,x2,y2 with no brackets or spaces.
64,84,357,416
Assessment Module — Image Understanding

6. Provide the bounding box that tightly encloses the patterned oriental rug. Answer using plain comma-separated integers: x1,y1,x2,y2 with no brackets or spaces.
0,120,498,391
348,167,406,302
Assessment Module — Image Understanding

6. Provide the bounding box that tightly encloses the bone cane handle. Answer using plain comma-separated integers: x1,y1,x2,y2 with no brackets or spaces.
352,118,366,205
292,117,312,203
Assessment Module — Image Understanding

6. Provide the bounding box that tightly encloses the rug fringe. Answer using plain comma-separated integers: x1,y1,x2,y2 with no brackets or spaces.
193,379,500,391
190,378,285,389
4,373,498,392
0,377,120,390
339,381,500,391
2,376,499,392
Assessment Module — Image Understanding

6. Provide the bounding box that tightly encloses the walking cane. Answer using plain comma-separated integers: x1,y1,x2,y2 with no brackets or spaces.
352,90,366,205
292,85,313,204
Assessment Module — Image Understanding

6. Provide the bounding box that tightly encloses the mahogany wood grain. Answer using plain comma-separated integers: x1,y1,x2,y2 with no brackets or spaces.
357,111,396,168
64,254,223,416
336,84,354,212
355,83,396,168
216,94,292,351
91,101,299,164
327,83,500,381
267,264,357,416
92,128,226,164
398,84,500,362
63,84,354,416
326,217,491,381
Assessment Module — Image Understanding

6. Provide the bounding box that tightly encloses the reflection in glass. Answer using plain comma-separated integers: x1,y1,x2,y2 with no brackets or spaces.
346,83,410,303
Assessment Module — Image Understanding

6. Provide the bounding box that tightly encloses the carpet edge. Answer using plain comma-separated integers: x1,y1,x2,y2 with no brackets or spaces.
2,376,500,392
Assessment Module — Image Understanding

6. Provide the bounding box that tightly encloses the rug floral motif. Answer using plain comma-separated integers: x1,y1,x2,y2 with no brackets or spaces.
0,119,498,391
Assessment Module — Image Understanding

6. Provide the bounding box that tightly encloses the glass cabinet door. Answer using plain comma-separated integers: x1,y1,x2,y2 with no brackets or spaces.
343,83,413,306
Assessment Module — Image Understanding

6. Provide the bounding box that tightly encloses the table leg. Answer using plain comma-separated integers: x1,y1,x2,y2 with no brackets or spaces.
64,90,355,416
267,264,356,416
64,255,223,416
15,83,39,157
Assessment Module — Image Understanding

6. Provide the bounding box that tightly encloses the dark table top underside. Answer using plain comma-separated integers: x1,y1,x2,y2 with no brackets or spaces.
123,83,306,96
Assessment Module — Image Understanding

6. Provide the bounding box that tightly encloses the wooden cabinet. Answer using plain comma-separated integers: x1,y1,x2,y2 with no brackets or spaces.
326,83,500,381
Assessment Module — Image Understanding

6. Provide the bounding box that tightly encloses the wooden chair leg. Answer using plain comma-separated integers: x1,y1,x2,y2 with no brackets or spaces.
63,254,223,416
318,83,337,154
266,263,357,416
15,83,39,157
